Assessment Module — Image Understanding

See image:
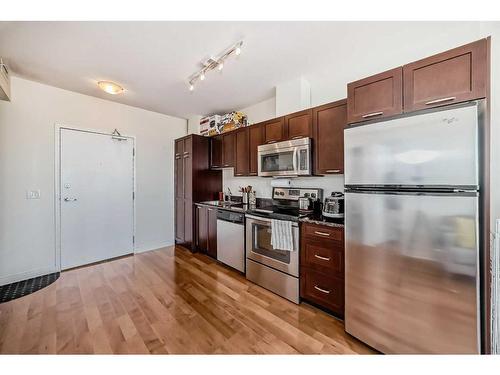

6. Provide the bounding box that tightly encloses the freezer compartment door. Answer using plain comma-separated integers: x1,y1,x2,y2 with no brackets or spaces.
345,191,480,354
344,103,479,187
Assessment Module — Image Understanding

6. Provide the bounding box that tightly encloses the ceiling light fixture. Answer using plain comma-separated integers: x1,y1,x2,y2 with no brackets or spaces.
97,80,124,95
187,40,243,91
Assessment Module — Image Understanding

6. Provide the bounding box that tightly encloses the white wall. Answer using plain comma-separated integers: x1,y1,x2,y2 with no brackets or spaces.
187,114,202,135
239,96,276,125
0,77,187,285
275,77,311,116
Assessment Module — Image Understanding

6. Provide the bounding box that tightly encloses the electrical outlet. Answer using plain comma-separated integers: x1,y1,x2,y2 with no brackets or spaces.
26,190,41,199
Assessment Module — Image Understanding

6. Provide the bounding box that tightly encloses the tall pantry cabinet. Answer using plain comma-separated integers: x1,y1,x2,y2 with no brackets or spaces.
174,134,222,249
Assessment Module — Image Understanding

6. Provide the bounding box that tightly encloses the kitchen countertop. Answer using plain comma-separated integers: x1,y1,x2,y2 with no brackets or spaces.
196,201,344,227
300,215,344,228
195,201,272,213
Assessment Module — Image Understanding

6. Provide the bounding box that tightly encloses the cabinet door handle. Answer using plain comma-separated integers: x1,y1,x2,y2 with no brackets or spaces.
291,136,303,140
325,169,341,173
425,96,456,105
266,140,277,144
314,231,331,237
183,151,189,155
362,111,383,119
314,286,331,294
314,254,331,261
223,164,230,167
183,155,189,158
235,173,243,176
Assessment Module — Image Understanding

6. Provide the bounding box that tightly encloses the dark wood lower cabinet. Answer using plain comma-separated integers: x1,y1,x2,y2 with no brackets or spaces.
195,204,217,259
175,198,184,243
207,207,217,259
196,205,208,251
301,269,344,314
300,222,345,318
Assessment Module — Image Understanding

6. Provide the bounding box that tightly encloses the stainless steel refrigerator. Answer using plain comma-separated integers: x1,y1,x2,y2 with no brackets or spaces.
344,101,483,354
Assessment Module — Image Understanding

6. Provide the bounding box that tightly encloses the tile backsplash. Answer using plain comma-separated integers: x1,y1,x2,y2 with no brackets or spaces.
222,168,345,200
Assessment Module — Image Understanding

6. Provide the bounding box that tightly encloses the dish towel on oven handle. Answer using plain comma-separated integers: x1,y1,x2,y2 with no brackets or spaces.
271,219,294,251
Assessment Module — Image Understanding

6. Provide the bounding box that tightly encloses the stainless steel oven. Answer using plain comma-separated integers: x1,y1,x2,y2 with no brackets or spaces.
245,214,300,303
257,138,311,177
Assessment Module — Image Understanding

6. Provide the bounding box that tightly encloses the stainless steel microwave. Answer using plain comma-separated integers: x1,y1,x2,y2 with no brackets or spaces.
257,138,312,177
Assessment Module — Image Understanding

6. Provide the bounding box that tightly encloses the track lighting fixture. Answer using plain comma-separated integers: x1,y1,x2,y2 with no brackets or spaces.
187,40,243,91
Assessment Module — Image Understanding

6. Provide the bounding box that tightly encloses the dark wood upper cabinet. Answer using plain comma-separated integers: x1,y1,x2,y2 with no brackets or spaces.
403,38,488,112
248,123,264,176
174,139,184,198
284,109,313,140
210,135,223,169
234,128,249,176
222,132,236,168
263,117,285,144
313,99,347,175
347,67,403,124
183,136,193,200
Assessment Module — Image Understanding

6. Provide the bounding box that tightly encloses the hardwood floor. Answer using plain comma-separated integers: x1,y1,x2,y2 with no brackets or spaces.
0,246,375,354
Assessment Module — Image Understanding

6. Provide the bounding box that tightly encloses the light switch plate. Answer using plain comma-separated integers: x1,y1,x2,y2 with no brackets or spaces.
26,190,41,199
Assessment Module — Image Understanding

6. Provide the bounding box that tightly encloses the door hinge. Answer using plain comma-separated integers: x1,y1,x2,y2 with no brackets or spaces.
132,192,135,200
133,148,135,157
133,235,135,244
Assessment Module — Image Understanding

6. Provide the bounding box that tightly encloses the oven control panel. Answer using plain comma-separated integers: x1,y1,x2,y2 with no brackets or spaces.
273,187,323,201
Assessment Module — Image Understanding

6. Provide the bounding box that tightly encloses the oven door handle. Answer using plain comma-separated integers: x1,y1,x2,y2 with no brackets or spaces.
245,214,299,228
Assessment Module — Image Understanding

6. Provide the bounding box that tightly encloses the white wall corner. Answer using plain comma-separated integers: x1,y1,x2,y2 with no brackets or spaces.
187,115,202,135
275,77,311,116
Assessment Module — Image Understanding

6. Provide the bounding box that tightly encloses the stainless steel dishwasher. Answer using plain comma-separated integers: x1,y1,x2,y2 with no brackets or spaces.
216,210,245,273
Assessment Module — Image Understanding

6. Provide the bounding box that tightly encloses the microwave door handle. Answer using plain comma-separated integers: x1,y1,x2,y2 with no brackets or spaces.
292,147,298,173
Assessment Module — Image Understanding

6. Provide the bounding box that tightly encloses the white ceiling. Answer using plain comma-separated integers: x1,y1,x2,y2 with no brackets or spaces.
0,21,481,118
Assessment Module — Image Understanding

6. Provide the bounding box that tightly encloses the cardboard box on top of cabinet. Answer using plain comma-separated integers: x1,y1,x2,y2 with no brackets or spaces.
201,111,248,136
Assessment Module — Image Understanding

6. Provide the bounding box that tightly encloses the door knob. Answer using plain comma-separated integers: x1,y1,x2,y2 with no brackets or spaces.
64,197,78,202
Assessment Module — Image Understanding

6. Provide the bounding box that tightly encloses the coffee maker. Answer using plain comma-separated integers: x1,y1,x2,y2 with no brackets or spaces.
322,192,344,219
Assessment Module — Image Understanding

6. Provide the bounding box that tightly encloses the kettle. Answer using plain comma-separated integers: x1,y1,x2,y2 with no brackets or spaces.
322,192,344,218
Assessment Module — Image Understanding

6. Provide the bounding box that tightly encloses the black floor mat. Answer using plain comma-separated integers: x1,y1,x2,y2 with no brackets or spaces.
0,272,60,304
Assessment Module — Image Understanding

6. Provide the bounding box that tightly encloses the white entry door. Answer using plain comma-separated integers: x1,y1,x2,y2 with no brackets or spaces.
60,128,134,270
